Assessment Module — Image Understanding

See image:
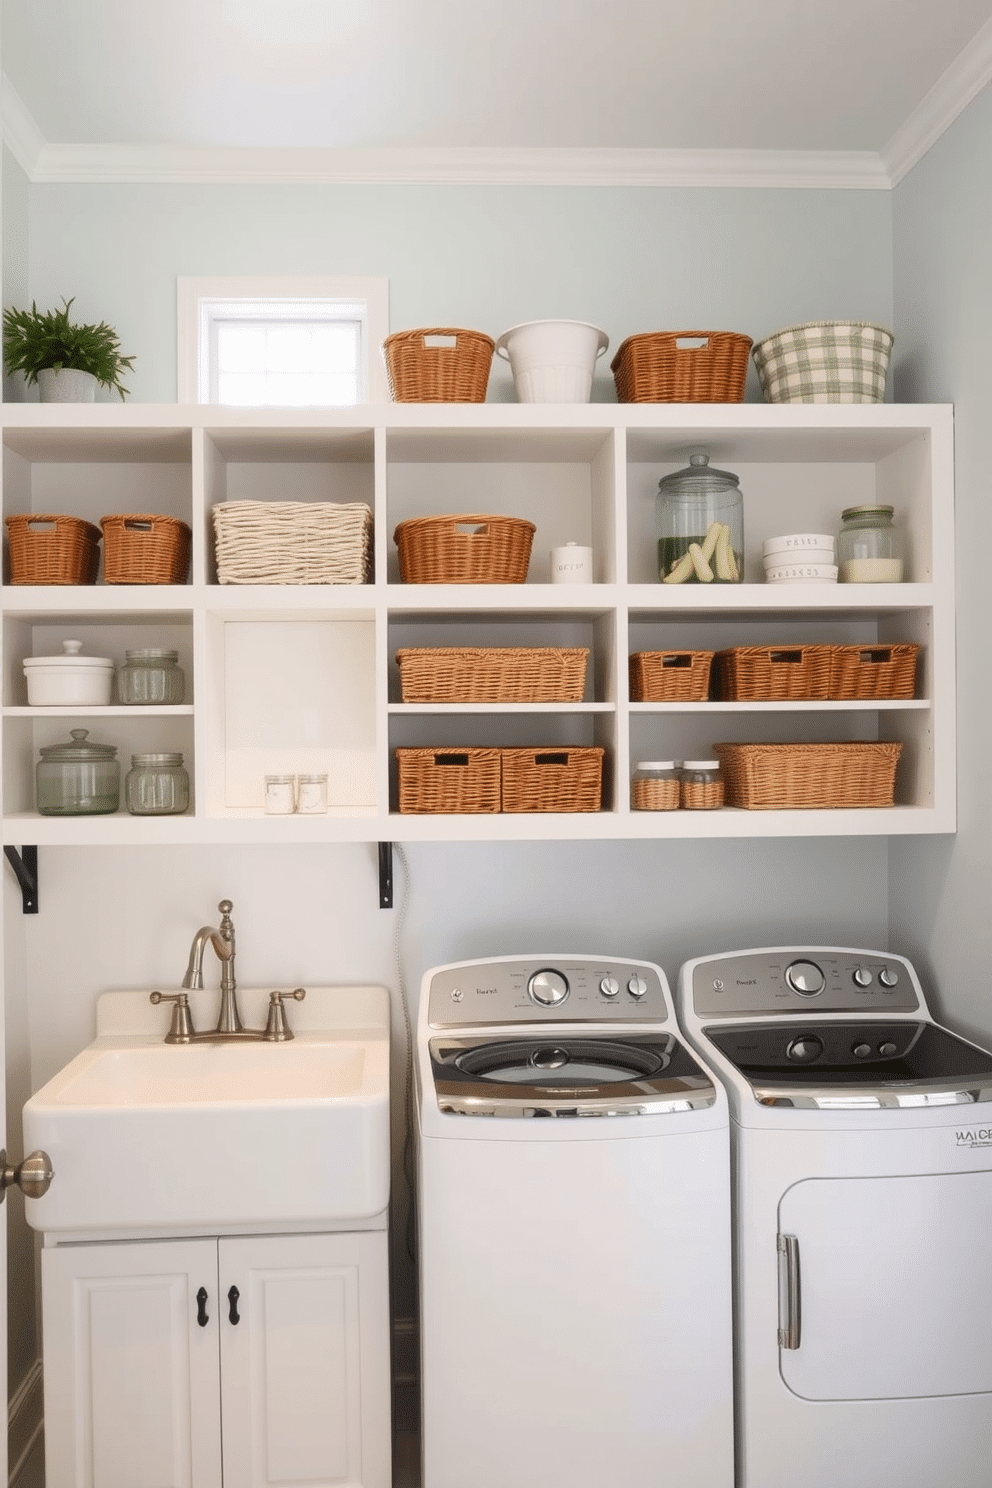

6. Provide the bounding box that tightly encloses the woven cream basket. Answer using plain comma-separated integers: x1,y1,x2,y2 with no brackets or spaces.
212,501,373,584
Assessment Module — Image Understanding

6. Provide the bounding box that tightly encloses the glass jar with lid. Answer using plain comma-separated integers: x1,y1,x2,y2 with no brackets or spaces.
657,453,744,584
125,753,190,816
631,761,681,811
680,759,724,810
118,649,186,705
837,505,904,583
36,729,120,816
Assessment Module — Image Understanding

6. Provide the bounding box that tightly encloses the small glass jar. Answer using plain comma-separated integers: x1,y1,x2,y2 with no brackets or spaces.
680,759,724,810
264,775,296,815
296,773,328,815
657,453,744,584
837,505,904,583
631,761,681,811
125,753,190,816
118,649,186,706
36,729,120,816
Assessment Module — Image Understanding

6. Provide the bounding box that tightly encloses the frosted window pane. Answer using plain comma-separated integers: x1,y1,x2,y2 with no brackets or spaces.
217,325,267,373
214,316,362,406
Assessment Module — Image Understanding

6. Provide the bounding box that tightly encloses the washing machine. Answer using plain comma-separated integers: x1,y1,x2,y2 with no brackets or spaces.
414,954,734,1488
675,945,992,1488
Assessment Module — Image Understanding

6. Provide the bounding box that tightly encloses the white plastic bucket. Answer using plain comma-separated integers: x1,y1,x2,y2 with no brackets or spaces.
495,320,609,403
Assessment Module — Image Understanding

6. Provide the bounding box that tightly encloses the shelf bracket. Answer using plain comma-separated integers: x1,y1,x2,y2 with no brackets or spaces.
378,842,393,910
4,846,39,915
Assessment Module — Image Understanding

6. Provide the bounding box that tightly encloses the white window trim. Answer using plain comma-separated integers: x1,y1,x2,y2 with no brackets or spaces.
177,275,390,405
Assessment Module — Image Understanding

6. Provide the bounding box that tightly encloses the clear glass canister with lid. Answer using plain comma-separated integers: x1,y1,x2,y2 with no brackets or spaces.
657,453,744,584
125,753,190,815
119,649,186,705
631,761,681,811
837,505,904,583
37,729,120,816
680,759,724,810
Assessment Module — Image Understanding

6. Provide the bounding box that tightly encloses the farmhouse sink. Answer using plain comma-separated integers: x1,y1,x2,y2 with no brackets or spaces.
22,985,390,1236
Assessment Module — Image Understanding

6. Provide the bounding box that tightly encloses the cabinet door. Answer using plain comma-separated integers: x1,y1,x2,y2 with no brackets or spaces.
218,1231,391,1488
41,1238,223,1488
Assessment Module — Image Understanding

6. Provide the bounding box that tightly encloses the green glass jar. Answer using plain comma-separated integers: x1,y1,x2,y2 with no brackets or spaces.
657,453,744,584
125,753,190,815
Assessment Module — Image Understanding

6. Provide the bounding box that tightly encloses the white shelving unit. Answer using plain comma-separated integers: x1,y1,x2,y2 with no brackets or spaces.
0,401,956,846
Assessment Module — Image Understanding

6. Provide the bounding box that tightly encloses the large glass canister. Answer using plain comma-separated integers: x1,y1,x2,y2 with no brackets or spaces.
36,729,120,815
656,452,744,584
837,505,904,582
119,648,186,705
125,753,190,815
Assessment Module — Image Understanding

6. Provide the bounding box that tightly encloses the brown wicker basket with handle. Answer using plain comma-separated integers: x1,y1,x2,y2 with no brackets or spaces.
714,645,834,701
100,514,192,585
395,514,535,584
500,746,604,813
396,747,502,813
383,328,495,402
611,331,753,403
713,741,903,809
629,650,713,702
396,647,589,703
828,644,919,700
5,513,102,585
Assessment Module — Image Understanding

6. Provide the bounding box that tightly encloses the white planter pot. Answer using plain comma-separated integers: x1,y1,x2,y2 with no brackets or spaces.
37,368,98,403
495,320,609,403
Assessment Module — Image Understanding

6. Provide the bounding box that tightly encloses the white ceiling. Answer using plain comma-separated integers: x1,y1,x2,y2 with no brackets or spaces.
4,0,992,185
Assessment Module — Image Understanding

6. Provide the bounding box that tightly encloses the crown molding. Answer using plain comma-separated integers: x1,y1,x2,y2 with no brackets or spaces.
1,76,45,177
882,15,992,184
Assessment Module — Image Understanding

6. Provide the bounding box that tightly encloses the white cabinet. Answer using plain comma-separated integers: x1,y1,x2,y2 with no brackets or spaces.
41,1229,392,1488
0,401,956,843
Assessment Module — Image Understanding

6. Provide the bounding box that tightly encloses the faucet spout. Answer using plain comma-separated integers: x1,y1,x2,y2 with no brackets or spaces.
181,899,242,1034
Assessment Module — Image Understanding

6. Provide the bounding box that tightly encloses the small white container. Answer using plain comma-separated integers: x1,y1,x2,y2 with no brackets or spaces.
764,563,839,584
495,320,609,403
23,640,114,706
264,775,296,815
550,542,593,583
296,773,328,815
762,532,836,558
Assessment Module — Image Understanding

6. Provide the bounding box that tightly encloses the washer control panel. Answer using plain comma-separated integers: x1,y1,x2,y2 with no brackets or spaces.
427,957,670,1028
690,948,921,1017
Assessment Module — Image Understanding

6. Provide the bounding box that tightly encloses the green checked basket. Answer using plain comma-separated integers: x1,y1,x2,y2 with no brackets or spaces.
752,321,894,403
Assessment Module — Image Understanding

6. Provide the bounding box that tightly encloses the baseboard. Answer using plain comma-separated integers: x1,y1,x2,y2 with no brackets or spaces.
8,1361,43,1487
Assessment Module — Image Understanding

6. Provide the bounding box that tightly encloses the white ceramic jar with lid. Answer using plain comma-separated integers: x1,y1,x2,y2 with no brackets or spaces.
23,640,113,707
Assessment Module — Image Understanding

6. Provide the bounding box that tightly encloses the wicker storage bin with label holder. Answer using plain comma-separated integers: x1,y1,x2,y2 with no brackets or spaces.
396,747,502,813
500,746,604,813
5,513,102,585
828,643,919,700
212,501,373,584
394,513,535,584
629,650,714,702
714,741,903,809
383,327,495,402
396,647,588,703
100,514,192,585
714,645,834,701
611,330,753,403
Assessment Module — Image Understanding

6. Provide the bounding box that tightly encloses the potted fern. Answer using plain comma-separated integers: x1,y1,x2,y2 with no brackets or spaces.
2,297,136,401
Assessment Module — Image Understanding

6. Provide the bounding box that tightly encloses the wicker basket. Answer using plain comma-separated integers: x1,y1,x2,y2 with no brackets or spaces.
629,650,713,702
383,328,495,402
714,645,834,701
212,501,373,584
714,741,903,809
5,513,101,585
394,514,535,584
396,647,588,703
752,322,894,404
101,514,192,585
611,331,753,403
829,644,919,700
396,747,502,813
500,746,604,813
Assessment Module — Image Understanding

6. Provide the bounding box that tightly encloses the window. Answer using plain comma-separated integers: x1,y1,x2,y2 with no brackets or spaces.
177,276,389,405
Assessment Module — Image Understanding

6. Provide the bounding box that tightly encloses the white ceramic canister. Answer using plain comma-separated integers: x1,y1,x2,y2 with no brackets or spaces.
550,542,593,583
494,320,609,403
23,639,114,706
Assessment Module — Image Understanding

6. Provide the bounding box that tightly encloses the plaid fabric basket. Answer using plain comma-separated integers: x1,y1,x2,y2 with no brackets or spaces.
752,322,894,403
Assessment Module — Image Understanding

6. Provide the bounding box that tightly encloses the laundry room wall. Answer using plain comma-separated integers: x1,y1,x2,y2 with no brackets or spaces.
890,80,992,1043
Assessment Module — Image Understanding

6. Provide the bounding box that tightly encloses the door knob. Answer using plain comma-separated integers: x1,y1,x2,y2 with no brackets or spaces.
0,1149,54,1202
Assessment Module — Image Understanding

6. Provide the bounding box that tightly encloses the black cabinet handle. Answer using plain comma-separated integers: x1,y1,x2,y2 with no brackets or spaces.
196,1286,209,1328
228,1285,240,1325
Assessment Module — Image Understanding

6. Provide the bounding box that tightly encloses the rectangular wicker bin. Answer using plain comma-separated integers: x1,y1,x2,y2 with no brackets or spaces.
396,647,589,703
611,330,753,403
829,644,919,700
629,650,713,702
394,513,535,584
212,501,373,585
5,513,101,585
383,327,495,403
396,747,502,814
101,514,191,585
714,645,834,701
500,746,604,813
714,741,903,810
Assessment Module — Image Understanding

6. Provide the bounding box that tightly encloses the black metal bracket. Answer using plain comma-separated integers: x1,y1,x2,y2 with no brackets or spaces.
4,845,38,914
378,842,393,909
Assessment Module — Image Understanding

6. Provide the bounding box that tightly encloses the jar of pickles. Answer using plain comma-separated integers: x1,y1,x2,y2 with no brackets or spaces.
657,453,744,584
119,649,186,705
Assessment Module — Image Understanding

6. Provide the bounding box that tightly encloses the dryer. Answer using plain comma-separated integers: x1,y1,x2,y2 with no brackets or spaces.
414,954,734,1488
676,945,992,1488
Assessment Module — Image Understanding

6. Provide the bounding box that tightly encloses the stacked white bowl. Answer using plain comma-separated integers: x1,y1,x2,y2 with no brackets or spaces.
763,532,837,584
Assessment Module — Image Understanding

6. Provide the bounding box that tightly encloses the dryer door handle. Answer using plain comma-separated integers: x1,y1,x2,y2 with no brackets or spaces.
777,1233,802,1349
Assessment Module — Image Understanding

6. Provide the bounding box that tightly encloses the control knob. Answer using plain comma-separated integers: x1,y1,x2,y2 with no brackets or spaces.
786,1036,824,1064
627,975,648,999
785,960,825,997
528,970,569,1007
853,1043,873,1058
878,1041,899,1058
853,967,873,988
879,966,899,988
599,976,620,999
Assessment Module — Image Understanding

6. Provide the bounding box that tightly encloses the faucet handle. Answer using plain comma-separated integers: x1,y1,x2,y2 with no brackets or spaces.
150,991,195,1044
264,987,306,1042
